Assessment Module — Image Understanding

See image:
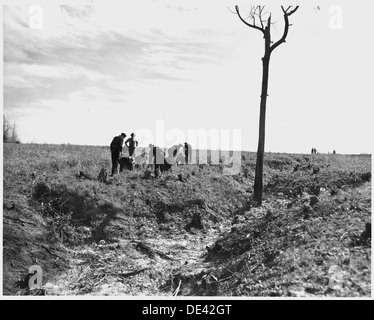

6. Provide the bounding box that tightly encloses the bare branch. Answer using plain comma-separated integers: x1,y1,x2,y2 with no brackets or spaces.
313,6,321,13
248,6,257,27
235,5,265,34
258,6,265,30
270,6,299,53
282,5,299,16
226,7,236,15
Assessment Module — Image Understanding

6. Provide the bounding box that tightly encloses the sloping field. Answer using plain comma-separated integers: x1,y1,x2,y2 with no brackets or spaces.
2,143,371,296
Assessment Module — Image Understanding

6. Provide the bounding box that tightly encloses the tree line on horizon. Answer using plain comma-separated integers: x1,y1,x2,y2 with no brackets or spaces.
3,115,20,143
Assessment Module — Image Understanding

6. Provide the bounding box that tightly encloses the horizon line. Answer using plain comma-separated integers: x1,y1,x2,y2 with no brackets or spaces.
3,142,372,156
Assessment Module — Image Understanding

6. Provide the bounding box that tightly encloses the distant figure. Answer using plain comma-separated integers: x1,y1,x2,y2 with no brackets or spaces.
184,142,192,164
110,133,126,176
125,133,138,157
333,150,336,154
311,148,314,154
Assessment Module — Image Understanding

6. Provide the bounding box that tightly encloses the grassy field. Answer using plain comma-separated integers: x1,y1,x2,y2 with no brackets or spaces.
2,143,371,296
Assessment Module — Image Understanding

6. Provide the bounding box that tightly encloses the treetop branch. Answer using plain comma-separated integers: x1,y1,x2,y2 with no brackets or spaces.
270,5,299,53
235,5,265,34
281,5,299,16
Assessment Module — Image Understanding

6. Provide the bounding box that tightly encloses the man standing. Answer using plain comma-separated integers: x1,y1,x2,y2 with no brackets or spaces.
125,133,138,157
147,143,155,169
110,133,126,176
184,142,192,164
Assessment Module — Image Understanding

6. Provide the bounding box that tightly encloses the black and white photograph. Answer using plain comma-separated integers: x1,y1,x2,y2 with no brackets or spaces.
2,0,372,301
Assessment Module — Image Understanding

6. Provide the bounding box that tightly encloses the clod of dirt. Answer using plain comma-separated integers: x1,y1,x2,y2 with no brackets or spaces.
135,241,172,260
309,196,319,207
76,171,92,180
32,181,51,200
15,272,35,290
201,274,219,294
265,158,294,171
309,185,320,196
97,168,108,183
350,222,372,247
361,223,371,239
178,173,186,182
301,204,315,219
361,172,371,182
185,213,204,232
313,167,320,174
143,169,152,179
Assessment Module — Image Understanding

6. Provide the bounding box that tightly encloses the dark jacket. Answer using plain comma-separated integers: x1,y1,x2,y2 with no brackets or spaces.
110,135,124,152
125,137,138,149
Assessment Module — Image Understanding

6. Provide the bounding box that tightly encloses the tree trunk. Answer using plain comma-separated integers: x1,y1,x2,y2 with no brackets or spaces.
234,6,299,206
253,53,270,205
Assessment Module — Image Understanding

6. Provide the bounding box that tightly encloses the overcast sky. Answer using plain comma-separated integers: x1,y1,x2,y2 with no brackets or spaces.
2,0,373,154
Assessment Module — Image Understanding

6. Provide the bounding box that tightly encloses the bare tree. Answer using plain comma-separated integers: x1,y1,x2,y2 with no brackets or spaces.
3,115,10,143
235,5,299,205
11,122,19,143
3,115,20,143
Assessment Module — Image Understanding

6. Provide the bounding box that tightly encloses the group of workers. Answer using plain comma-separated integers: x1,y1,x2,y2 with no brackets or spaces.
311,148,336,155
109,132,192,176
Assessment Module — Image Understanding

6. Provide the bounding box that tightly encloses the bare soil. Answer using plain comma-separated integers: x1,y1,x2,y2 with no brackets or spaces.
2,144,371,296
